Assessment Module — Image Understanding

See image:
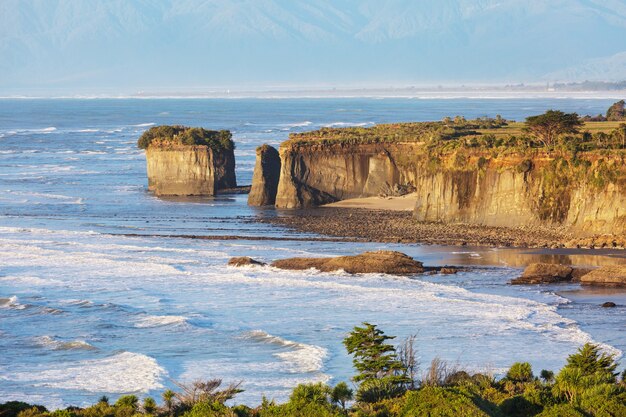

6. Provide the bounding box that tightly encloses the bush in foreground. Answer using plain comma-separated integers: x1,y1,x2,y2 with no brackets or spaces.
3,325,625,417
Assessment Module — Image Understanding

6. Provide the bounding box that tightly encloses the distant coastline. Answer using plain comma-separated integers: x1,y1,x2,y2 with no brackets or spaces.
3,82,626,100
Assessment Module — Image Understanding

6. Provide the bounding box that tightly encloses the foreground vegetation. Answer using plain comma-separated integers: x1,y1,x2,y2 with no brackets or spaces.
3,323,625,417
137,126,234,151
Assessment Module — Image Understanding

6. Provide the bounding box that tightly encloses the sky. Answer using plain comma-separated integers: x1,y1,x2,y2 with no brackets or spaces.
2,0,626,95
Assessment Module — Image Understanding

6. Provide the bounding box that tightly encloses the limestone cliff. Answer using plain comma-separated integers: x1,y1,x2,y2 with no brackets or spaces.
139,125,237,196
146,144,236,196
274,139,626,236
248,145,281,206
275,142,413,208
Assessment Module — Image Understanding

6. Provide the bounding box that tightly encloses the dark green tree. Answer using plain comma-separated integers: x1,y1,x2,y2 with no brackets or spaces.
606,100,626,121
343,323,408,386
330,382,353,413
524,110,583,146
141,398,156,415
540,369,555,384
564,343,618,379
114,395,138,410
506,362,534,383
553,343,619,403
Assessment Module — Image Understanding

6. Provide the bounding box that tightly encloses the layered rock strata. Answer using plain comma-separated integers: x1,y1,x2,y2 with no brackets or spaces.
248,145,281,206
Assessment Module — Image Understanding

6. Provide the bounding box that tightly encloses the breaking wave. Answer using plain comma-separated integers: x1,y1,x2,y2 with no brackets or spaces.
0,295,26,310
242,330,327,373
134,314,189,328
6,352,165,393
34,335,97,351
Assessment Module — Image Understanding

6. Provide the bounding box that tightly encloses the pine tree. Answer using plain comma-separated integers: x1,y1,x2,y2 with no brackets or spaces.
343,322,408,385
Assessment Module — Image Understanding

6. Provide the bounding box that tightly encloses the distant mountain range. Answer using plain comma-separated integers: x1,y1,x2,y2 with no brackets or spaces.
2,0,626,93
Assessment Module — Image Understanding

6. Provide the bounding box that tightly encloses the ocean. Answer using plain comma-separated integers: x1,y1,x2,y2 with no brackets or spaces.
0,98,625,409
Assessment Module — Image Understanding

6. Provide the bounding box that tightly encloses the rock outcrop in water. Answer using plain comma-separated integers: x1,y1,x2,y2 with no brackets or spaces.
511,263,576,284
139,126,236,196
270,250,424,274
228,257,266,267
580,265,626,286
248,145,281,206
269,122,626,237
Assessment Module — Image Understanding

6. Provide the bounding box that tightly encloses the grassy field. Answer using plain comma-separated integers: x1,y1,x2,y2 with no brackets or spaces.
287,120,624,147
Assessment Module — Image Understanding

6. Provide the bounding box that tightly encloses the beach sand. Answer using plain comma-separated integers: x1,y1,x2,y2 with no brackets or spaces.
324,193,418,211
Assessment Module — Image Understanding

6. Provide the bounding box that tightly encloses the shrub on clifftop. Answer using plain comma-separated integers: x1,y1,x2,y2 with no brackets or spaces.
524,110,583,146
606,100,626,121
137,125,233,151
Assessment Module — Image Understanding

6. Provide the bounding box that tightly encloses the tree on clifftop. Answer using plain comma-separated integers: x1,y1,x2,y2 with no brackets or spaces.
606,100,626,121
524,110,583,146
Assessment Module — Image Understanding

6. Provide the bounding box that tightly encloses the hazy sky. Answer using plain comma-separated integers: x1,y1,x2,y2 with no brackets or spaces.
2,0,626,94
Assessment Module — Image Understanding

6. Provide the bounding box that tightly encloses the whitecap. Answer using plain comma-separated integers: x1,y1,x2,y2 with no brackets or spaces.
133,123,156,127
324,122,375,128
0,295,26,310
241,330,328,373
5,352,165,393
134,314,188,328
34,335,97,351
279,121,313,129
0,276,62,287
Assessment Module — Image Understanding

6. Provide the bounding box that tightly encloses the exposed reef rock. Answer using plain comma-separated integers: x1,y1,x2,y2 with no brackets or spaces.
248,145,281,206
270,250,424,275
580,265,626,286
511,263,594,285
140,126,236,196
228,257,266,267
511,263,575,284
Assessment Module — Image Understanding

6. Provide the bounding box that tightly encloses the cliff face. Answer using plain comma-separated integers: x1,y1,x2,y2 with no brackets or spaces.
146,145,236,196
275,143,412,208
274,141,626,236
248,145,281,206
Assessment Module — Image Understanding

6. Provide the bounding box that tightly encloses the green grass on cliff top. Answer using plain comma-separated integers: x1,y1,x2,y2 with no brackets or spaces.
137,125,234,151
286,119,624,151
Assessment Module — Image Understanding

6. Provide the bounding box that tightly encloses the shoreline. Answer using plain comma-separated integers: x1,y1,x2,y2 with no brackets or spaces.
258,207,572,248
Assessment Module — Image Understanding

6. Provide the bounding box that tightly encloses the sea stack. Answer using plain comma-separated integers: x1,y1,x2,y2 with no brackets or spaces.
248,144,281,206
138,125,236,196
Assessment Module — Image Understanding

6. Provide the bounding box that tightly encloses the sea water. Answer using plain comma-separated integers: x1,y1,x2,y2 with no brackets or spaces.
0,98,625,409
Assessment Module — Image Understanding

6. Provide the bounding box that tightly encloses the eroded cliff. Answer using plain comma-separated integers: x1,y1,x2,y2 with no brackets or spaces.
273,122,626,237
248,144,281,206
146,145,236,196
140,126,236,196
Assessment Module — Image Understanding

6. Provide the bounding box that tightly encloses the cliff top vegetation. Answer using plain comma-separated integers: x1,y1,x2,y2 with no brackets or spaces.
137,125,234,151
286,102,626,155
287,117,625,153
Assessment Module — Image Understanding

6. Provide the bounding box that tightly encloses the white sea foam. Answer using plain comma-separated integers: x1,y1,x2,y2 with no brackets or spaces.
6,352,165,392
0,295,26,310
133,123,156,127
76,129,100,133
242,330,328,373
134,314,189,328
34,335,97,351
279,121,312,129
324,121,375,128
0,191,85,205
7,127,57,134
0,275,62,286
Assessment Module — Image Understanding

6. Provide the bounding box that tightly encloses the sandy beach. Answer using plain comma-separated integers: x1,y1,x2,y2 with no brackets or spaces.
324,193,418,211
